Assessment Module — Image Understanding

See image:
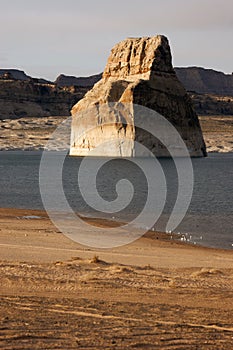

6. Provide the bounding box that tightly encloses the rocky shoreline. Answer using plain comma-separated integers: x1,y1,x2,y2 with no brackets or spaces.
0,115,232,153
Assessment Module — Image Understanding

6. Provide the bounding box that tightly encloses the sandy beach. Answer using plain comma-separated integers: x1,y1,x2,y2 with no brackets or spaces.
0,208,233,349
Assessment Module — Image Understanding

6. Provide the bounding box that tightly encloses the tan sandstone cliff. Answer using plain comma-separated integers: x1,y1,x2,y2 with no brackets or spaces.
71,36,207,157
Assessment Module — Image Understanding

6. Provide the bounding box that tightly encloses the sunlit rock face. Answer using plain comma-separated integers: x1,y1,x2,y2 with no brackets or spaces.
70,36,207,157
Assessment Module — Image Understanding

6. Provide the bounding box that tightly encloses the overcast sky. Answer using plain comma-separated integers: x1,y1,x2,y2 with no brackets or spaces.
0,0,232,80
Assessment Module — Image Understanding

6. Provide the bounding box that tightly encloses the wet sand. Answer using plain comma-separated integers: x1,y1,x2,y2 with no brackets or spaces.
0,208,233,349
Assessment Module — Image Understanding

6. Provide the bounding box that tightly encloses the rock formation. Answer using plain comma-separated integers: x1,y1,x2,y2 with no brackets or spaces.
55,73,102,88
0,79,87,119
175,67,233,96
1,66,232,120
71,36,207,157
0,69,30,81
189,93,233,116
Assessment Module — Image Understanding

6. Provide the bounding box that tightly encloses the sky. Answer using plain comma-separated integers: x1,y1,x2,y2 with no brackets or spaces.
0,0,232,81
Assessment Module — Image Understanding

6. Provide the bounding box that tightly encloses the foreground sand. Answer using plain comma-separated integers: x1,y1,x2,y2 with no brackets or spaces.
0,208,233,349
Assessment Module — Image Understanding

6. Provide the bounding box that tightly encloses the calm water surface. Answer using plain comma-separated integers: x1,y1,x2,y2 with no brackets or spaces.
0,151,232,249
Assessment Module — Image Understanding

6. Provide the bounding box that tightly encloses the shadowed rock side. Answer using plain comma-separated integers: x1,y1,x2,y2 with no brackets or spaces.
175,67,233,96
0,68,232,119
0,80,87,119
71,36,207,157
55,73,102,88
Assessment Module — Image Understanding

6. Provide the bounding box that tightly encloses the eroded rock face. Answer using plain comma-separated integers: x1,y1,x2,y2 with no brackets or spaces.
175,67,233,96
55,73,102,88
0,80,87,119
71,36,207,157
0,69,30,81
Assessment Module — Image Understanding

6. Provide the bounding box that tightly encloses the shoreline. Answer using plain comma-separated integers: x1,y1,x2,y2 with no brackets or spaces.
1,207,233,348
1,207,232,260
1,148,233,154
0,207,232,253
0,115,233,153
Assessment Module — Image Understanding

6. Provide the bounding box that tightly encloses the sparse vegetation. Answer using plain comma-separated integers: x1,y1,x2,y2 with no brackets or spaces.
90,255,101,264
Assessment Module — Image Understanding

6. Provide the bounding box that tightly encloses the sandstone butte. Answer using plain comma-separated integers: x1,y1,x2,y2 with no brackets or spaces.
70,35,207,157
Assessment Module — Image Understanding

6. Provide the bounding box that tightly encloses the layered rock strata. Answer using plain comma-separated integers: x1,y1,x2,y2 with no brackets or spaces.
71,36,207,157
175,67,233,96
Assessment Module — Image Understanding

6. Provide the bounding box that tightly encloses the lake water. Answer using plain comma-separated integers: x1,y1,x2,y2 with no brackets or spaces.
0,151,232,250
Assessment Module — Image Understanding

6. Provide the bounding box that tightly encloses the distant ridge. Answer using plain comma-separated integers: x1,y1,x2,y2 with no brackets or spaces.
175,67,233,96
0,69,30,81
55,73,102,87
53,67,233,97
1,67,232,96
0,69,52,84
0,67,232,119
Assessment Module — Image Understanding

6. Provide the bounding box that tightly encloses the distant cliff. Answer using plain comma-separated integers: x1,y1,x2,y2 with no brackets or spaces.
0,69,31,81
55,67,233,98
0,79,87,119
175,67,233,96
0,67,233,119
55,73,102,87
